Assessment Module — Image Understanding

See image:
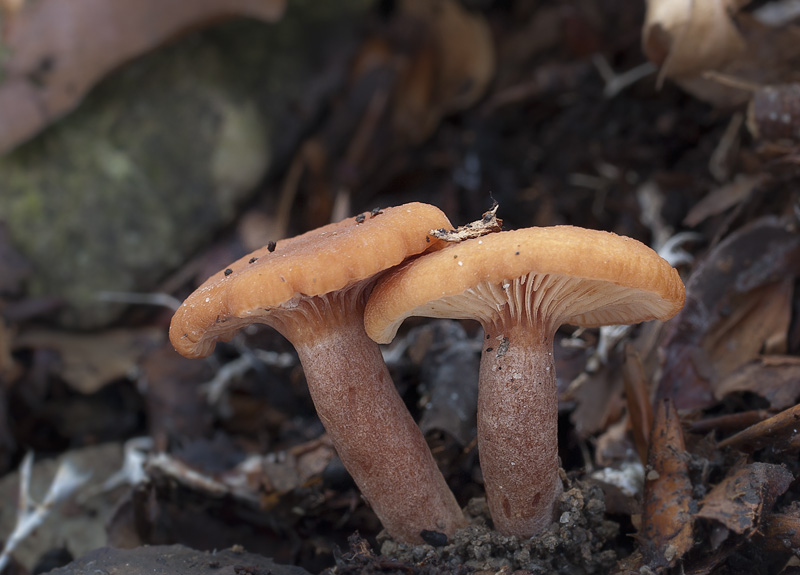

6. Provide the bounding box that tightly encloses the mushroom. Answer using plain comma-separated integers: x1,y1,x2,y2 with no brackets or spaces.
364,225,685,538
169,203,466,544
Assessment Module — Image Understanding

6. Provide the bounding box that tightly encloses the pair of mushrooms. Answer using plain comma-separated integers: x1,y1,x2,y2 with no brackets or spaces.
169,202,685,543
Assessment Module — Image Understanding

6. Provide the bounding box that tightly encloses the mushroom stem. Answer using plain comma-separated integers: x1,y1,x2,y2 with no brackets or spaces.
273,289,466,544
479,319,562,538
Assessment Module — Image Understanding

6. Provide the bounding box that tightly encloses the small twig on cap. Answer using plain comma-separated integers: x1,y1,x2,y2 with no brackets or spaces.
429,202,503,242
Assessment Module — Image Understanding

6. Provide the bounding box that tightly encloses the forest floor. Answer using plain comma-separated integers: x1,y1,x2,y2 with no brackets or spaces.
1,1,800,574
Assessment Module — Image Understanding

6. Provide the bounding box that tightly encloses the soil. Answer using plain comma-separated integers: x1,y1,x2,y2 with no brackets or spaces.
377,477,618,575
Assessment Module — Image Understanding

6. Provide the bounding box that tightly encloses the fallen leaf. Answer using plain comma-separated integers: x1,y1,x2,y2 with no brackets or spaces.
643,0,748,82
659,216,800,409
140,344,215,450
760,504,800,554
640,398,694,570
747,83,800,143
697,462,793,535
388,0,494,145
714,355,800,410
644,5,800,108
410,321,480,447
0,0,286,154
683,174,766,228
15,328,164,394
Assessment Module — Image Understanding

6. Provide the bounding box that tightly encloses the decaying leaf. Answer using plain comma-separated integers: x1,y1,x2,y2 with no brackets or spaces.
683,174,766,228
408,320,480,447
643,0,800,108
760,504,800,555
747,83,800,143
429,203,503,243
0,0,286,154
659,216,800,409
697,462,793,536
392,0,495,144
146,436,335,506
641,398,694,570
714,355,800,410
718,402,800,452
14,328,164,394
140,345,215,450
643,0,749,82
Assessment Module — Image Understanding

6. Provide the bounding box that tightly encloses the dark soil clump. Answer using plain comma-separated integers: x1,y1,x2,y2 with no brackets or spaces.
373,478,618,575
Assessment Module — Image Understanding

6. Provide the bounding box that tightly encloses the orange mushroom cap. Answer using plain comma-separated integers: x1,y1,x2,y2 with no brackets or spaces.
170,203,451,358
365,225,686,343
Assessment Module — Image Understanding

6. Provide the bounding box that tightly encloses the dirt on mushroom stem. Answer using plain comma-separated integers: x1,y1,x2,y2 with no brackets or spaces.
378,479,619,574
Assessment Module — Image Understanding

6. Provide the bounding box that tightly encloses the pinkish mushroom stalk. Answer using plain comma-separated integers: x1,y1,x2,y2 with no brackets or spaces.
264,283,466,543
169,203,467,543
364,226,686,538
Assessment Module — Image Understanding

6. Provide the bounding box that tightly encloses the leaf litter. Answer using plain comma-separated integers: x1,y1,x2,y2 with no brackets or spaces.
3,0,800,573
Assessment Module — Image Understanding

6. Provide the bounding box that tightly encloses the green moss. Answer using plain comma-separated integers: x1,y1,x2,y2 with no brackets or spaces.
0,1,371,327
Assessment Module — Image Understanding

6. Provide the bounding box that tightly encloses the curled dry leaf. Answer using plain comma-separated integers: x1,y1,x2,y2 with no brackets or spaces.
0,0,286,155
641,398,694,570
697,462,793,536
659,216,800,410
642,0,749,82
644,3,800,108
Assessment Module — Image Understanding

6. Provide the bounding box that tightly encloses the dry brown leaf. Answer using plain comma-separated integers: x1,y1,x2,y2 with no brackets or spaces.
392,0,495,144
641,398,694,570
676,17,800,107
0,0,286,154
15,328,164,394
643,0,749,82
703,278,793,377
714,355,800,410
697,462,793,535
644,3,800,108
660,216,800,409
683,174,766,228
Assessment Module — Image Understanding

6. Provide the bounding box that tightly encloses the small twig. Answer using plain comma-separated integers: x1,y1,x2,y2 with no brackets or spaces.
0,453,91,572
95,290,182,311
658,231,703,268
80,437,153,503
200,346,296,409
592,54,657,99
